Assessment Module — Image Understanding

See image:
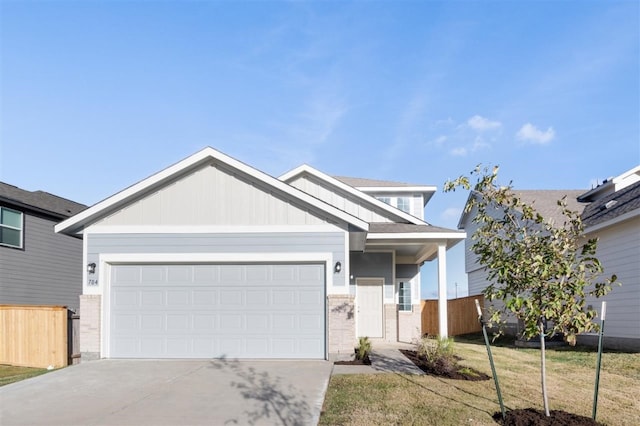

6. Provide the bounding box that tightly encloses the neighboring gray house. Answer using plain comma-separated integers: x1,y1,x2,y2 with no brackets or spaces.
461,189,585,301
459,164,640,350
55,147,465,361
0,182,86,311
578,166,640,350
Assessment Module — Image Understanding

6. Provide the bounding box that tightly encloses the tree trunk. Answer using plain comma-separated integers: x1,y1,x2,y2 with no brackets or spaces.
539,320,550,416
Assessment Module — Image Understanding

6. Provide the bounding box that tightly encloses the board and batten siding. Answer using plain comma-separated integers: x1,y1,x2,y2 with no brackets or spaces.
585,216,640,340
86,231,346,289
287,174,397,223
94,163,332,227
0,212,82,311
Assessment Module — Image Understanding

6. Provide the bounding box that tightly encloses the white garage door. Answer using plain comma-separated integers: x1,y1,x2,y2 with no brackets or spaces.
109,263,326,359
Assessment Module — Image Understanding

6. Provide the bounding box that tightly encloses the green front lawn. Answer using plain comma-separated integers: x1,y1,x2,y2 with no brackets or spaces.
320,337,640,425
0,365,50,387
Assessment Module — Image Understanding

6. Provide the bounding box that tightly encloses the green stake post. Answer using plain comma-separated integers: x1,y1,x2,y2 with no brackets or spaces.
592,301,607,421
475,299,505,420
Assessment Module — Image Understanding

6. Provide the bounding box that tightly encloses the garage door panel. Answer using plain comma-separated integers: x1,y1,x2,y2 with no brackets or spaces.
110,263,325,359
141,291,163,306
113,290,138,306
220,266,244,282
141,315,162,330
141,267,165,282
193,314,216,330
113,266,141,283
299,289,323,305
140,338,162,355
167,265,192,281
220,290,243,305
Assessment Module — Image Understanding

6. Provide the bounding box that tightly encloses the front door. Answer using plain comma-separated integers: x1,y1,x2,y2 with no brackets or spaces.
356,278,384,338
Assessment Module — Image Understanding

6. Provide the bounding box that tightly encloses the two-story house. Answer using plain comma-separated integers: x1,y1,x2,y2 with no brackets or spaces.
1,182,86,311
458,165,640,350
55,147,465,361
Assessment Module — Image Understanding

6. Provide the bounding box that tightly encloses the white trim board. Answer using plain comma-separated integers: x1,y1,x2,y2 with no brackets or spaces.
85,224,345,234
98,251,335,358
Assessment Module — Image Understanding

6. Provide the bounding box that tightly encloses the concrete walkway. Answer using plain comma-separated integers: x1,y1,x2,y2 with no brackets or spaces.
332,341,424,375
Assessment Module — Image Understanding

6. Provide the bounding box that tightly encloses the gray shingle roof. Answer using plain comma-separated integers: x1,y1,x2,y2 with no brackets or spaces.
514,190,586,226
333,176,424,188
0,182,87,219
581,180,640,229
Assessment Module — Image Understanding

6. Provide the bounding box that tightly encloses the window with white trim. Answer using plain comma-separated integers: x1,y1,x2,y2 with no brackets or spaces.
377,196,391,205
0,207,24,248
396,197,411,213
398,281,412,311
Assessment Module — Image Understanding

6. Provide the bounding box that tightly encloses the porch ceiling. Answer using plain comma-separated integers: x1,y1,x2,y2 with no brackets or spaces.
363,223,466,264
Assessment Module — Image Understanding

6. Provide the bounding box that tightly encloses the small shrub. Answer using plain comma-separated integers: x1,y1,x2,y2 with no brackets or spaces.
356,336,372,361
415,335,455,365
457,367,479,377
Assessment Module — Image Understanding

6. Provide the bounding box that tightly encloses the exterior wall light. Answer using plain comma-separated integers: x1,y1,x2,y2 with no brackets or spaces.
87,262,96,274
334,261,342,273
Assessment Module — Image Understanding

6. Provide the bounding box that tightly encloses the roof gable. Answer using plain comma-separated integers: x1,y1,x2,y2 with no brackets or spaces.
280,165,428,226
333,176,436,205
56,147,369,235
0,182,86,219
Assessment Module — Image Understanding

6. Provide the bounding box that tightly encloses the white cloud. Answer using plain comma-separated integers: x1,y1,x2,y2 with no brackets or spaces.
467,115,502,131
516,123,555,145
472,136,491,151
430,135,447,146
450,147,467,156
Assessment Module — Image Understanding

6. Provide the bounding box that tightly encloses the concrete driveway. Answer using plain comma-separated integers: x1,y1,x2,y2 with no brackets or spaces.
0,359,333,426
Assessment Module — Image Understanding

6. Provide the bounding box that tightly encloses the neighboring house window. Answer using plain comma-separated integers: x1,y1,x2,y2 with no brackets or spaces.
398,281,412,311
0,206,23,248
396,197,411,213
377,196,391,205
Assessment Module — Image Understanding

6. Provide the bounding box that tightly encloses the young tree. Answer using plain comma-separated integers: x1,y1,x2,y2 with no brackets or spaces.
445,165,617,417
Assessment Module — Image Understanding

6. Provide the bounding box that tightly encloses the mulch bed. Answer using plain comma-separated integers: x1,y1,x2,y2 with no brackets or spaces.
334,354,371,365
494,409,604,425
400,349,490,381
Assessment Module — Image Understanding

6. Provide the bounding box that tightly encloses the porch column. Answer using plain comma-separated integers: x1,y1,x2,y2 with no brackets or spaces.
437,243,448,338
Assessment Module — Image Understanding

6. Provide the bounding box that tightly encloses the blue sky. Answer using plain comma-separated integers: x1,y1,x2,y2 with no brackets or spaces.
1,1,638,298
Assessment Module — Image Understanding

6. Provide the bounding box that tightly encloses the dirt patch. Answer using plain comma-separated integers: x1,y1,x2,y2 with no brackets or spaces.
400,349,490,381
494,408,604,425
334,355,371,366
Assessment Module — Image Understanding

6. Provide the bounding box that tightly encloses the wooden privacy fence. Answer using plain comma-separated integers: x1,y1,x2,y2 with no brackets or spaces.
0,305,71,368
421,295,484,337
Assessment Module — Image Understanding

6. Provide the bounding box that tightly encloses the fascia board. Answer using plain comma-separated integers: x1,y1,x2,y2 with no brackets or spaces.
279,164,428,226
367,231,467,240
56,147,369,235
355,185,437,193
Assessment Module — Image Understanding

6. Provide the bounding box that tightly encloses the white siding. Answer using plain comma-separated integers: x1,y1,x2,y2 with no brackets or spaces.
96,164,330,227
585,216,640,340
